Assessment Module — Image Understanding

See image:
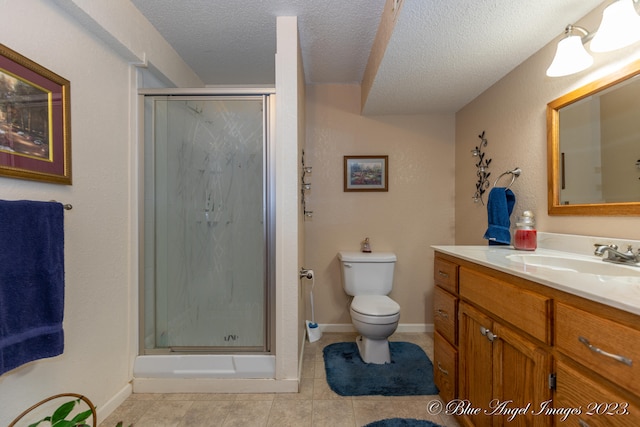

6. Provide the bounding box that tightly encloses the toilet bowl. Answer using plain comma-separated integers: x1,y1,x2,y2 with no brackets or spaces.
337,250,401,364
350,295,400,363
349,295,400,364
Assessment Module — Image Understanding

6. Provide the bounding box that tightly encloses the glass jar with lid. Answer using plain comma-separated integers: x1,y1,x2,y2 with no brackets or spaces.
514,210,537,251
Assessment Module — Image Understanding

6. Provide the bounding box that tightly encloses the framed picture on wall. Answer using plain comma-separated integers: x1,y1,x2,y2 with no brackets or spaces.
344,155,388,192
0,43,71,185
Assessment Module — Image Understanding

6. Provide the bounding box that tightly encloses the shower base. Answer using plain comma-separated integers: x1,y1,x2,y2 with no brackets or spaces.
134,354,274,378
132,354,297,393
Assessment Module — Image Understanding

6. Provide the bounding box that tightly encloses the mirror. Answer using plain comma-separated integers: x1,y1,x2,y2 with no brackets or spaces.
547,59,640,215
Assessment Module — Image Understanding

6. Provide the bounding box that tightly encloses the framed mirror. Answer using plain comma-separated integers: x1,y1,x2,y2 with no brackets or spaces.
547,59,640,215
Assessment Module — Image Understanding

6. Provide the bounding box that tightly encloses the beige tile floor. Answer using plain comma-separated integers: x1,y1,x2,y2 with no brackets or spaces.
99,332,460,427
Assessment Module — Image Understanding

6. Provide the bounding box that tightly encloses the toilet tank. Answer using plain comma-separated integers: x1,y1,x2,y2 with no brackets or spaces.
337,251,397,296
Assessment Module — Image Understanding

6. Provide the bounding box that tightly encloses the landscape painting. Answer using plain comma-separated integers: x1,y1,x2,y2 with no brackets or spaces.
0,43,71,184
344,155,388,192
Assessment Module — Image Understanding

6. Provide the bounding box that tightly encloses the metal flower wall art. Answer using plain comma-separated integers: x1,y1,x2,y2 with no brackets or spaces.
472,131,492,205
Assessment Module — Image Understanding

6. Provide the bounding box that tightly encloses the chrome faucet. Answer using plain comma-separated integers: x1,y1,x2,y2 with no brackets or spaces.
594,243,639,265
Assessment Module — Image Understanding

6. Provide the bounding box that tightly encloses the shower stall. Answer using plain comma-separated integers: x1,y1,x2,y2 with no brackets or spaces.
134,89,276,383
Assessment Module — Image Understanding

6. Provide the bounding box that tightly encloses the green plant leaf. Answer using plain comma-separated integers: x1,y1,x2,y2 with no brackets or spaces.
28,417,51,427
52,400,77,423
70,408,93,424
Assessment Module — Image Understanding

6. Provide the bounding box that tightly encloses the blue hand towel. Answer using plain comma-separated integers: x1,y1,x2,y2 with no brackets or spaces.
483,187,515,246
0,200,65,375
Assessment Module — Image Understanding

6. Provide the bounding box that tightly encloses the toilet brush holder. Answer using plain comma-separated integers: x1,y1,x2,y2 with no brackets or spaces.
302,268,322,342
306,320,322,343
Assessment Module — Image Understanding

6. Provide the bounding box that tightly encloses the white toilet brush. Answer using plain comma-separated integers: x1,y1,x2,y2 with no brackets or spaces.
304,271,322,343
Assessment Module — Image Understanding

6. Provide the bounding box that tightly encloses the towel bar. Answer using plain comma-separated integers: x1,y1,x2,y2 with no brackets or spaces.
50,200,73,210
493,167,521,190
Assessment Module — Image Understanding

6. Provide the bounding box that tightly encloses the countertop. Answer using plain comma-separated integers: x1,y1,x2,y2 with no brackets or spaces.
432,245,640,317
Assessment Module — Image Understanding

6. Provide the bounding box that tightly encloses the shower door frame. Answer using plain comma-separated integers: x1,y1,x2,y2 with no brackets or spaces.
137,88,276,356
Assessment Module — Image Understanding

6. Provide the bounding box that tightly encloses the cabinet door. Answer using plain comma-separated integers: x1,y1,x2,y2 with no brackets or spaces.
460,302,552,427
492,322,552,427
459,302,494,427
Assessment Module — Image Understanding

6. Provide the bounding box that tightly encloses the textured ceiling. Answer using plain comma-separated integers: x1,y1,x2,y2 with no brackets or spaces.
130,0,605,114
130,0,385,85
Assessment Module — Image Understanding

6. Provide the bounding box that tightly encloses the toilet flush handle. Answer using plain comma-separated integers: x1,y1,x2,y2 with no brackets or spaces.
343,263,353,268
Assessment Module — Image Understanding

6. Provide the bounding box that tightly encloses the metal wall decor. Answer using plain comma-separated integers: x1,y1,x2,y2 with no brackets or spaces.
301,149,312,218
472,131,492,204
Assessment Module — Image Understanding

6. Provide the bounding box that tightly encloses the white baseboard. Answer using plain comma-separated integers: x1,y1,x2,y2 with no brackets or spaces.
132,378,298,394
318,323,434,333
97,383,132,424
397,323,434,333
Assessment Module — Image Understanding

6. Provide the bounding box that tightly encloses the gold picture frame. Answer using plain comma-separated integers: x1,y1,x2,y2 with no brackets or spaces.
0,43,71,185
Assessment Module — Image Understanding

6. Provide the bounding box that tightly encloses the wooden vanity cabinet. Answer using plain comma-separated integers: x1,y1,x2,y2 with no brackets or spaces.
432,251,640,427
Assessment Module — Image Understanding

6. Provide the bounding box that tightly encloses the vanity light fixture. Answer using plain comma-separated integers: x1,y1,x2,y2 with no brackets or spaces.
591,0,640,52
546,25,594,77
546,0,640,77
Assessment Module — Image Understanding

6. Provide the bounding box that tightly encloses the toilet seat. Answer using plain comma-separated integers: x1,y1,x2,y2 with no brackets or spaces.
351,295,400,316
350,309,400,326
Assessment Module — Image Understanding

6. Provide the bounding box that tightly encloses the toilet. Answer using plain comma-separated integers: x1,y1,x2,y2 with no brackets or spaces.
337,251,400,364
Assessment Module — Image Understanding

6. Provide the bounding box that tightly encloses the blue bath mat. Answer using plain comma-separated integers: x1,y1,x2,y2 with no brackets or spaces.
364,418,443,427
323,341,439,396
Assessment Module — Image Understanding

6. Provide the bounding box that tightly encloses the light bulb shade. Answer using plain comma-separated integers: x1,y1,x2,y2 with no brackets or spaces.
590,0,640,52
546,35,594,77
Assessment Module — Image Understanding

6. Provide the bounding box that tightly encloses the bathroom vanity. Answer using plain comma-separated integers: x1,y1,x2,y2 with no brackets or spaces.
432,238,640,427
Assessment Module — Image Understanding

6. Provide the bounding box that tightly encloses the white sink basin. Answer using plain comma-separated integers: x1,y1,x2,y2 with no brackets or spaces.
506,254,640,277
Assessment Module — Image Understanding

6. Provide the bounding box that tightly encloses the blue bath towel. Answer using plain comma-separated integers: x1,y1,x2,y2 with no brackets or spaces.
0,200,65,375
483,187,515,245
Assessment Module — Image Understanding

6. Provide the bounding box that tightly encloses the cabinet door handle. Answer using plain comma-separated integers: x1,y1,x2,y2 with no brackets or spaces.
437,362,449,376
480,326,498,342
436,309,448,319
578,336,632,367
437,270,449,278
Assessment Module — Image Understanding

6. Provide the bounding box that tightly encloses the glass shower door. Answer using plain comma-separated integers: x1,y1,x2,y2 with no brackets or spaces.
143,95,270,352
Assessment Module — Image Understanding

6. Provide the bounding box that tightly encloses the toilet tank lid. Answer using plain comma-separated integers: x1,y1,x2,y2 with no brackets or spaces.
338,251,397,262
